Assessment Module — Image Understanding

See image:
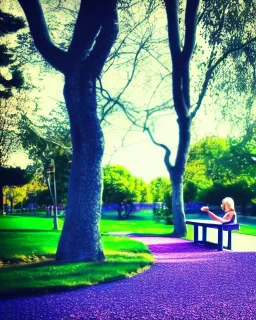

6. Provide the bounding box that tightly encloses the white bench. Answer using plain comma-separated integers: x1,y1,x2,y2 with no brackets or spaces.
186,219,240,251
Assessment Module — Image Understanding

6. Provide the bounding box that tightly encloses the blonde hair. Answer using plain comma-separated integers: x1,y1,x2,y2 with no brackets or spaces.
222,197,235,210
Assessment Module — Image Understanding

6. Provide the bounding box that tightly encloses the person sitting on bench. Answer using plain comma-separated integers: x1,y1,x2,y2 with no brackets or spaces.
201,197,237,224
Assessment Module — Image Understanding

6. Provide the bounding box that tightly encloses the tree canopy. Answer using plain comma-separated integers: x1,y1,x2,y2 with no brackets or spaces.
0,9,26,166
149,176,172,205
185,136,256,204
103,164,151,217
0,166,29,212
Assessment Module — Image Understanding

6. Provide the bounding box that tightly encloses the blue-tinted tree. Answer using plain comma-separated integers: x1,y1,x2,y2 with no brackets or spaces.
16,0,119,262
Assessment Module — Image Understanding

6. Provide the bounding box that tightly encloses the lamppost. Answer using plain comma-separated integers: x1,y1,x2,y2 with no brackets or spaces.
46,159,59,230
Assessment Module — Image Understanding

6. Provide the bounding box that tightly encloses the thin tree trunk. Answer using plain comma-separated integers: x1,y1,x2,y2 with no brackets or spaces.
170,170,187,236
0,187,3,214
10,198,13,213
169,115,191,237
117,203,123,219
163,0,199,237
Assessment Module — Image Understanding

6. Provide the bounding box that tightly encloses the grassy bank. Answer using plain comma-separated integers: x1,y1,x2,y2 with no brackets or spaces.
0,215,153,296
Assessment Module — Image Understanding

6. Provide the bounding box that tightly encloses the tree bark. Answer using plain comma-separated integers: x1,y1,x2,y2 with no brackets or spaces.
17,0,118,262
56,71,105,262
170,170,186,236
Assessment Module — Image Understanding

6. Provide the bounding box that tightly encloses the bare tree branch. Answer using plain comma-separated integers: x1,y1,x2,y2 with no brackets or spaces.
191,36,256,119
144,126,173,172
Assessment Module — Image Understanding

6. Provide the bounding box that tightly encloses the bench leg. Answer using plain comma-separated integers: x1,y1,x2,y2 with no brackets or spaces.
194,225,199,243
227,231,232,250
218,227,223,251
202,226,207,243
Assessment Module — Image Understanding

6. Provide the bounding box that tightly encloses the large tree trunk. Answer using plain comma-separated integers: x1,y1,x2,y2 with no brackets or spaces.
17,0,118,262
56,72,105,262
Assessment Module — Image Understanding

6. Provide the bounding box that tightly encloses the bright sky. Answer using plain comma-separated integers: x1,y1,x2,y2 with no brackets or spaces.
7,69,227,183
4,1,247,182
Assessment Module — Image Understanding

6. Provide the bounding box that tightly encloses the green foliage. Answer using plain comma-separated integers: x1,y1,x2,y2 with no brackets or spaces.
0,10,28,166
196,1,256,135
150,177,173,225
149,177,172,205
0,10,25,96
203,181,254,206
186,136,229,185
103,165,150,204
226,139,256,180
0,166,29,187
19,119,71,206
184,180,198,202
185,136,256,204
153,205,173,225
0,10,25,37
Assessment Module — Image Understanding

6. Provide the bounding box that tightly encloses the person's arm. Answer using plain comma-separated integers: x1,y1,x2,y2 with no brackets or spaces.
206,209,223,222
201,206,234,223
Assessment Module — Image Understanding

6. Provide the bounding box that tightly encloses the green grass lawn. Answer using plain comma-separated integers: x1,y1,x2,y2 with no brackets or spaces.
0,215,154,296
101,210,174,235
1,211,256,296
234,224,256,236
0,215,65,231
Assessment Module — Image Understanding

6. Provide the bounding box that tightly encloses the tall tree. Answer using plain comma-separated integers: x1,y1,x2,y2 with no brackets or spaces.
157,0,200,236
93,0,198,236
158,0,256,235
0,10,25,166
15,0,119,262
108,0,256,236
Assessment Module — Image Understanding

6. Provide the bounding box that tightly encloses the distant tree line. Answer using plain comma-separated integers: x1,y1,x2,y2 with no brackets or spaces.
3,135,256,216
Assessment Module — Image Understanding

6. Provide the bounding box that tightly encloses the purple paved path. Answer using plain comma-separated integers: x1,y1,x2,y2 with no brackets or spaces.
1,237,256,320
